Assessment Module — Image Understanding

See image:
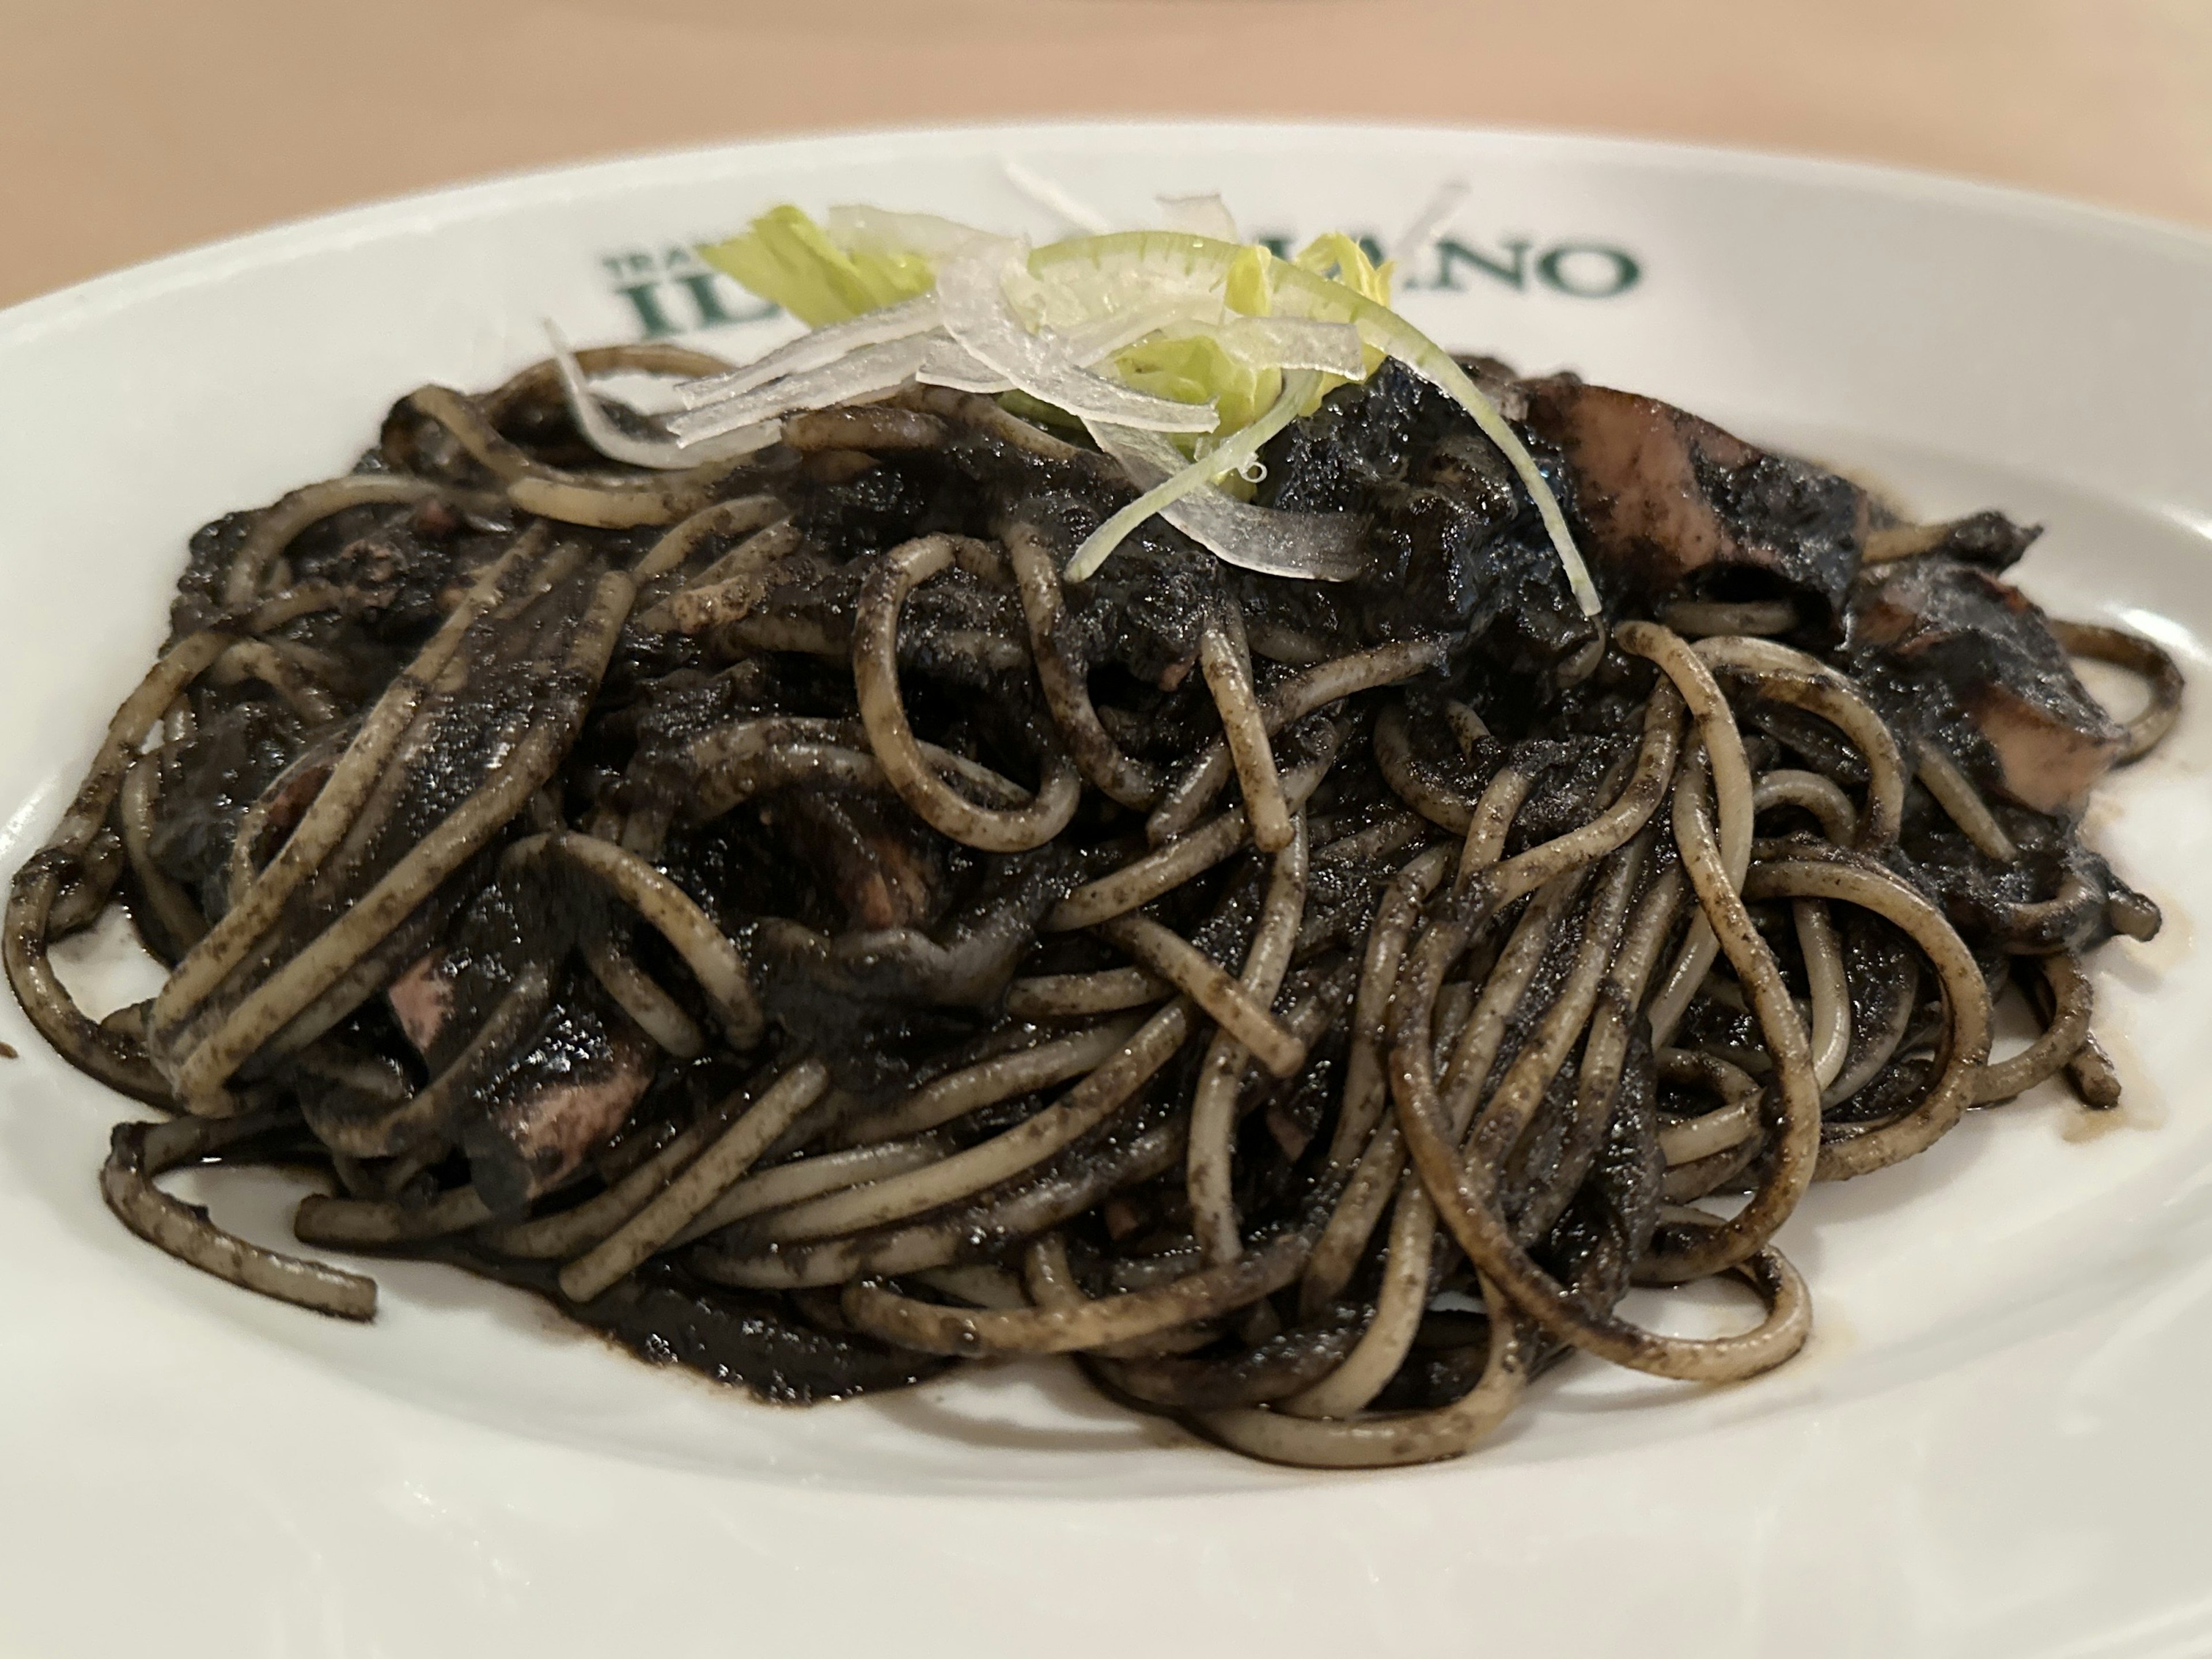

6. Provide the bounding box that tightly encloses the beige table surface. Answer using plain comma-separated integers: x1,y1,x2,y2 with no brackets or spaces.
5,0,2211,311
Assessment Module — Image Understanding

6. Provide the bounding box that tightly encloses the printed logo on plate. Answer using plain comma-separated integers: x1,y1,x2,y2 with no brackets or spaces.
596,229,1643,340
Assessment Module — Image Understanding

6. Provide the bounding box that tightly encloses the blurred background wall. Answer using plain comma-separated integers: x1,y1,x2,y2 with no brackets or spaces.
5,0,2210,306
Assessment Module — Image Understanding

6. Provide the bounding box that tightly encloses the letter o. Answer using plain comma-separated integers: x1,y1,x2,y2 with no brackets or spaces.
1535,244,1641,298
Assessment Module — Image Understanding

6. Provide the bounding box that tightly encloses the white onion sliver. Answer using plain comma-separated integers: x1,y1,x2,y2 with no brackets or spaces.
545,323,782,470
1052,294,1225,366
937,244,1219,435
1022,242,1236,330
672,294,941,410
1086,420,1367,582
1164,487,1368,584
1066,369,1321,582
1157,193,1241,243
915,336,1014,394
666,336,936,441
1215,316,1366,377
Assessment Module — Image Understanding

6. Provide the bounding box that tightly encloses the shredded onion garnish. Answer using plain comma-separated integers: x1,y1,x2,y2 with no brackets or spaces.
934,241,1222,435
1069,369,1322,581
674,294,942,408
1084,420,1366,582
545,324,780,469
666,338,937,441
547,196,1597,608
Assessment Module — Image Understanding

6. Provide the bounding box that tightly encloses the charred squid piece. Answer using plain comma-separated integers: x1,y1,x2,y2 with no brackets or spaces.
1863,508,2042,573
757,783,949,933
277,855,493,1060
380,864,592,1066
384,947,457,1059
291,858,575,1158
147,548,632,1107
454,974,658,1214
1851,556,2125,818
211,707,421,933
1518,374,1869,631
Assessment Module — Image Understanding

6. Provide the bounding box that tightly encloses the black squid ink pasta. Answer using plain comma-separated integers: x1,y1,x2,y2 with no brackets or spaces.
5,205,2181,1467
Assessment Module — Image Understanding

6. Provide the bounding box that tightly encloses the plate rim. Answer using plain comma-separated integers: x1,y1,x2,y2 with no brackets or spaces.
10,115,2212,346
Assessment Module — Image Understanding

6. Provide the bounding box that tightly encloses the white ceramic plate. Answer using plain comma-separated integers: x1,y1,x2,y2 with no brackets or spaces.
4,123,2210,1659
